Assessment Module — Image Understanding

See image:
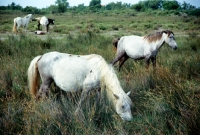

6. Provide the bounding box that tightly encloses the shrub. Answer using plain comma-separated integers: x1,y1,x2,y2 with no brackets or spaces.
99,25,107,30
112,25,118,30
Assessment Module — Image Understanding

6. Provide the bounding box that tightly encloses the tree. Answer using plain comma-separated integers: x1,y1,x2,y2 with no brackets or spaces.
105,2,130,10
89,0,101,12
55,0,69,13
22,6,40,14
182,1,195,10
47,5,58,13
131,2,144,12
163,0,180,10
105,2,115,10
10,2,16,10
7,2,22,10
146,0,162,10
77,4,87,11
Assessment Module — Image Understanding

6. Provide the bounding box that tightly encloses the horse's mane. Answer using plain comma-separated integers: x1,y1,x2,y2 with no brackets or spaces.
144,30,174,43
100,59,132,105
25,14,32,18
48,18,54,21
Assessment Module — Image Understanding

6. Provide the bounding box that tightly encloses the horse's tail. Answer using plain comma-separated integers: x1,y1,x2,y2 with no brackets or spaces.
112,37,120,52
27,55,42,98
13,19,17,33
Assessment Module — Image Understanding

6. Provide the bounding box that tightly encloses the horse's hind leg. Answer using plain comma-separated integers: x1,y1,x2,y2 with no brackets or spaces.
37,23,40,30
119,53,129,71
16,25,20,33
37,78,53,99
111,52,125,65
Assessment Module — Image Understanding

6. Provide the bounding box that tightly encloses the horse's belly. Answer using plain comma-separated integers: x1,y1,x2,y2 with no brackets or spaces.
55,77,83,92
124,43,146,60
126,50,145,60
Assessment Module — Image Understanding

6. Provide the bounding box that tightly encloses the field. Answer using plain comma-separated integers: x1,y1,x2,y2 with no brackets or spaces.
0,10,200,134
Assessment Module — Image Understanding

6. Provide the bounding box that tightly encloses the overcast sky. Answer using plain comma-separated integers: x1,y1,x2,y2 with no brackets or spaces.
0,0,199,8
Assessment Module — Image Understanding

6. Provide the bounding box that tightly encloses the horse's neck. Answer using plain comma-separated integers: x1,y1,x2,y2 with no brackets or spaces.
101,65,124,104
154,35,166,50
23,17,30,23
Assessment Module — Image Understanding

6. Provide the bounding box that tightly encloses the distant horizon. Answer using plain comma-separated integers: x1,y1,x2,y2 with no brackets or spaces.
0,0,199,9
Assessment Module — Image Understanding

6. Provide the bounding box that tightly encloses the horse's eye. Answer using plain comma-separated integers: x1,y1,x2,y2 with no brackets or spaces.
122,105,125,109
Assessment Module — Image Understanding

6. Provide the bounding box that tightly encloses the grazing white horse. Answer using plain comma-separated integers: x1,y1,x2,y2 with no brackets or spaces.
13,14,33,33
40,16,49,32
111,30,178,71
27,51,133,121
33,17,55,31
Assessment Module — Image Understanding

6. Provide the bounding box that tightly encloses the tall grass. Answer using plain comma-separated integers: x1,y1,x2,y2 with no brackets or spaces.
0,11,200,134
0,32,199,134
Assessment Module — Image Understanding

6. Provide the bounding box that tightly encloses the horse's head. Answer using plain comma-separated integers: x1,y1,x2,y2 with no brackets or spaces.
48,19,55,25
26,14,33,21
114,91,133,121
163,30,177,50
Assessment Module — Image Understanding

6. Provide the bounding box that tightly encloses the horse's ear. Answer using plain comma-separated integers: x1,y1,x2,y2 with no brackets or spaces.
163,30,170,34
163,30,167,34
126,91,131,96
114,94,119,99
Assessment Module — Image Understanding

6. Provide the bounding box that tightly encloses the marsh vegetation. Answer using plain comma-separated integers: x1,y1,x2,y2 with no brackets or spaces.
0,9,200,135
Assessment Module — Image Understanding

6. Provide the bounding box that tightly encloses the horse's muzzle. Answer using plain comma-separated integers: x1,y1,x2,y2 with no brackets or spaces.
173,46,177,50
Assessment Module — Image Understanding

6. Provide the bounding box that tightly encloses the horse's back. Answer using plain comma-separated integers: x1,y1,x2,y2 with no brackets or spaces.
118,35,148,59
40,16,49,25
121,35,144,44
14,17,21,22
37,52,103,91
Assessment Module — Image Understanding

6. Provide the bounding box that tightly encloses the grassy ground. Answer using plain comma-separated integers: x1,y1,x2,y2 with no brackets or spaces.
0,11,200,134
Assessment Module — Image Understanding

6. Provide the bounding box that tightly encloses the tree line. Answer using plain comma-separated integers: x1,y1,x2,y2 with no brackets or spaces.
0,0,200,16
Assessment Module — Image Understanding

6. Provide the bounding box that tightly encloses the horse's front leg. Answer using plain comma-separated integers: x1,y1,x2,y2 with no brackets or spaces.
47,25,49,32
46,26,48,32
96,88,101,104
151,56,156,68
25,25,27,32
145,58,150,69
75,88,90,113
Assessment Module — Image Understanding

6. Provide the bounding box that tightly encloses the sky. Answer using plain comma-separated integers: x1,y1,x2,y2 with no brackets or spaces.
0,0,200,9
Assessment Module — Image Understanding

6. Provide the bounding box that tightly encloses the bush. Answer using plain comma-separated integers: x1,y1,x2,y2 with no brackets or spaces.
99,25,107,30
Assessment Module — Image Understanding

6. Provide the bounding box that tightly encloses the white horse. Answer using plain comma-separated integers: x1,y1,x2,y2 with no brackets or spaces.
27,51,133,121
13,14,33,33
33,17,55,32
40,16,49,32
111,30,178,71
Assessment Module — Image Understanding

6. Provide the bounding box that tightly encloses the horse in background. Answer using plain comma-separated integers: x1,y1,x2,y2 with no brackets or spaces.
13,14,33,34
27,51,133,121
111,30,178,71
33,16,55,32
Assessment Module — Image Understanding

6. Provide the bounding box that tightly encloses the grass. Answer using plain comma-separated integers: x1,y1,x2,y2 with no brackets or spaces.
0,11,200,134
